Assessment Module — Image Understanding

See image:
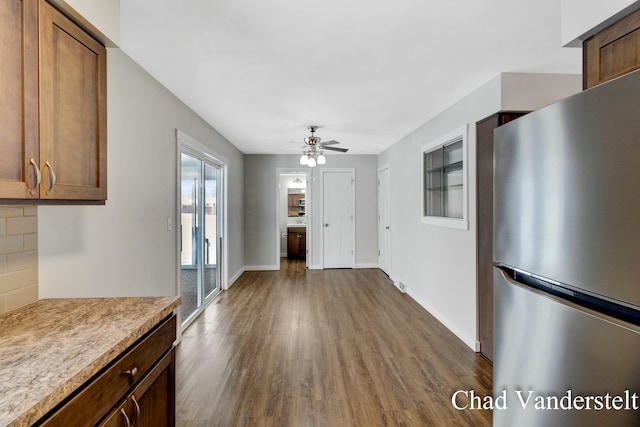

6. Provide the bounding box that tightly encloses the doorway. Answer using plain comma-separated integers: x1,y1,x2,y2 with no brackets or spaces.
322,169,355,269
178,132,226,330
276,169,310,269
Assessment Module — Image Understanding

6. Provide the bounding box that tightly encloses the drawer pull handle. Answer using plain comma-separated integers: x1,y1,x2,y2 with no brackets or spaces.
131,395,141,426
120,408,131,427
28,158,41,195
45,161,56,195
125,367,138,378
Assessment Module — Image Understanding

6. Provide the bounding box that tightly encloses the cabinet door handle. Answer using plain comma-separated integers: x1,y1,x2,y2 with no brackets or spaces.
124,366,138,378
131,395,140,426
28,158,41,195
45,161,56,195
120,408,131,427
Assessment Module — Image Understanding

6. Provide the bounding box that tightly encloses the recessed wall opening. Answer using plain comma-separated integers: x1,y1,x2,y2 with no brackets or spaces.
276,170,310,269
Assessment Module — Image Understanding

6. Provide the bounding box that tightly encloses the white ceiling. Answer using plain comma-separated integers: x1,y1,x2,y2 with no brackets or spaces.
120,0,581,155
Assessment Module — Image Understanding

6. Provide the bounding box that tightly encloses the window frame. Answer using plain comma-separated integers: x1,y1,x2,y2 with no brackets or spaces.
420,124,469,230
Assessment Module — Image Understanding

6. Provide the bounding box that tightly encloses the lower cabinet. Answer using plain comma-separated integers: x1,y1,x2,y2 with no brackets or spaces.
287,227,306,260
99,349,175,427
38,314,176,427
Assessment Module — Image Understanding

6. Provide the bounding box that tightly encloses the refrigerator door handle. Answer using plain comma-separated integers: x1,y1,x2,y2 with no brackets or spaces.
493,267,640,427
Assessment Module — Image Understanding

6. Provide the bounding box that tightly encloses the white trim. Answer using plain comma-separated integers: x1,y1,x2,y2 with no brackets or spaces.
377,165,392,276
420,124,469,230
228,267,246,289
320,168,356,269
244,265,279,271
377,163,390,173
405,286,476,351
354,263,379,269
422,216,469,230
177,130,229,165
392,280,407,293
175,129,229,330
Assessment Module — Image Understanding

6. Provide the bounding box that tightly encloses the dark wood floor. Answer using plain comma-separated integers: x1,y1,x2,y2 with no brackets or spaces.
175,260,492,427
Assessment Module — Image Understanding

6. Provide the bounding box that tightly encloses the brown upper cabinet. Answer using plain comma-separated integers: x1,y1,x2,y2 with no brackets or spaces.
583,8,640,90
0,0,107,202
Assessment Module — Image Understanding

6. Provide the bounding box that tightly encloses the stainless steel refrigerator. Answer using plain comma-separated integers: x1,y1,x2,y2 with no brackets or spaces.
493,69,640,426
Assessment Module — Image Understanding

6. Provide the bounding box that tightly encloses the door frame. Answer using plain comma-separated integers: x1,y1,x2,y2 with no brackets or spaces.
176,130,228,330
275,168,311,269
377,164,391,276
320,168,356,269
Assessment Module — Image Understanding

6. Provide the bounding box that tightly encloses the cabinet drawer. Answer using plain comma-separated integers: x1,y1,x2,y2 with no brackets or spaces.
38,314,176,427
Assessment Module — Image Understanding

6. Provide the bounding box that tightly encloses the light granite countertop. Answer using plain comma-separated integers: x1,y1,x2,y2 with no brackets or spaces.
0,297,180,427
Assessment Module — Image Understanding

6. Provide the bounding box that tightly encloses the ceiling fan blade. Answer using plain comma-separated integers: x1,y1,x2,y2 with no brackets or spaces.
321,140,340,146
323,146,349,153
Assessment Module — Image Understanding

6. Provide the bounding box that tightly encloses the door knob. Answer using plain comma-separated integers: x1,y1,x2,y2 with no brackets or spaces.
385,226,390,230
324,223,329,227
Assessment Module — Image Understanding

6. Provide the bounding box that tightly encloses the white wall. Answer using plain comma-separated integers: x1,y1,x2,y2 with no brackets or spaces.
561,0,640,47
38,48,244,298
378,72,581,350
245,155,378,270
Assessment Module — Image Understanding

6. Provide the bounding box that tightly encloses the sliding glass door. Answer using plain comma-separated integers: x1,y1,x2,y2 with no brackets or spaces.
180,151,222,327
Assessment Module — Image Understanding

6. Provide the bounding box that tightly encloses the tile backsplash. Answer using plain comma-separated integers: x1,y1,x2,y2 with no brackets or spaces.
0,206,38,314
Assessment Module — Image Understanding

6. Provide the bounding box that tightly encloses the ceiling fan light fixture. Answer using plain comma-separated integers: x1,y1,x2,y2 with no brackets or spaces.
307,156,317,167
299,125,347,167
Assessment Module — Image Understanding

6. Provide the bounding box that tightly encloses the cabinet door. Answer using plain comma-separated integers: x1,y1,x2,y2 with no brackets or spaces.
39,0,107,200
98,401,130,427
0,0,39,198
287,232,300,258
130,348,175,427
583,9,640,89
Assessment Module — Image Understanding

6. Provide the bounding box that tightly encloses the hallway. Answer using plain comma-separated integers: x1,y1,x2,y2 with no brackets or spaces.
175,261,492,426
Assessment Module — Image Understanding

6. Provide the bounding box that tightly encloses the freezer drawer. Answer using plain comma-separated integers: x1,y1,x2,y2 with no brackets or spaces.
493,268,640,427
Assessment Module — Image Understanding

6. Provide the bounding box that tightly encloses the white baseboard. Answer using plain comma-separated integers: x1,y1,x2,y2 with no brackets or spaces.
405,287,476,352
227,267,246,290
308,264,323,270
354,263,379,269
244,265,279,271
393,280,407,293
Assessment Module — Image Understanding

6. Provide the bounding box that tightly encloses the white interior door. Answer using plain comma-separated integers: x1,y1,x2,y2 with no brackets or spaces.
378,167,391,275
322,170,355,268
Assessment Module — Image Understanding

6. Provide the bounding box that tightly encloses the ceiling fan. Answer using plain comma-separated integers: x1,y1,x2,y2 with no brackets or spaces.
299,125,348,167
